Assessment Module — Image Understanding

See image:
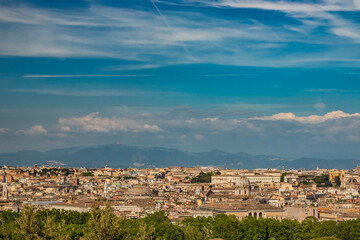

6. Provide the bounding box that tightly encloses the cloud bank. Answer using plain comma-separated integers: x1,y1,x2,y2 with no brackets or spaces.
58,112,162,133
2,109,360,158
251,110,360,123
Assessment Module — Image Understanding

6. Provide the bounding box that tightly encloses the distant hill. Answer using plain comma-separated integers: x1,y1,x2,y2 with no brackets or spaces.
0,144,359,169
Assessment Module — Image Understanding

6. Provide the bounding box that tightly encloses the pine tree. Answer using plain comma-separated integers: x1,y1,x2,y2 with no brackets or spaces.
17,205,41,240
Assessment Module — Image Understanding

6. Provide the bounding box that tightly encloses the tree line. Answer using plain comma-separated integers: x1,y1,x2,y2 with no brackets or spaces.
0,205,359,240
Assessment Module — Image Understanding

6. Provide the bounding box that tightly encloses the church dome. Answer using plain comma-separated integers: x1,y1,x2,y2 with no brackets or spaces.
235,177,250,188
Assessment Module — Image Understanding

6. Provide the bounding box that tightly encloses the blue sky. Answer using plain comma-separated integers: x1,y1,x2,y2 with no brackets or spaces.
1,0,360,158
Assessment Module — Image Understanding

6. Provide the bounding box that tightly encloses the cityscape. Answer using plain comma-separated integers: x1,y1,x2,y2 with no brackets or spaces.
1,0,360,239
1,165,360,222
1,164,360,239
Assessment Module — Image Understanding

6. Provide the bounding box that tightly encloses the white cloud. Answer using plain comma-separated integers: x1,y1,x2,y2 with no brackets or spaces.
332,27,360,42
17,125,48,135
58,112,162,133
186,117,219,123
181,117,235,131
250,110,360,123
4,107,360,157
0,128,10,134
60,126,71,132
201,117,219,122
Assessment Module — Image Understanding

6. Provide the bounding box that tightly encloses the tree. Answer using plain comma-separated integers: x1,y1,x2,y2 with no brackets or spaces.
182,225,207,240
311,238,340,240
81,204,121,240
144,211,184,239
337,218,360,240
190,172,212,183
211,214,243,240
181,216,212,239
0,210,21,239
311,221,337,239
300,216,319,240
334,176,341,187
136,222,155,240
43,215,71,240
7,207,360,240
17,205,41,240
313,175,332,187
81,172,94,177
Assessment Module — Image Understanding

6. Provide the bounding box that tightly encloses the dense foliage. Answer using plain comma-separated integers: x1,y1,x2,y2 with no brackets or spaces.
313,174,332,187
119,176,137,180
81,172,94,177
35,168,73,177
190,171,220,183
1,206,360,239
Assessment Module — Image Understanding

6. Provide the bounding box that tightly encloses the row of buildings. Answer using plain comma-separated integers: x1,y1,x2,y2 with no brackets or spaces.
1,165,360,222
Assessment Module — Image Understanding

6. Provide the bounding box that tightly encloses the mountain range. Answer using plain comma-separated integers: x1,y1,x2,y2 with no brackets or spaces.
0,144,359,169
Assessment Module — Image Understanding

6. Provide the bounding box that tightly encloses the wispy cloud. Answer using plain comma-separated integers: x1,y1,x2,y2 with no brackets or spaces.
195,0,360,44
150,0,192,59
107,64,163,71
4,87,188,97
5,89,146,97
1,1,359,67
306,89,360,93
197,0,358,12
23,74,151,78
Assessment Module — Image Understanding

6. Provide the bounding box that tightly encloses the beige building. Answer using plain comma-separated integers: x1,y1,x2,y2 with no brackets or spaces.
211,174,280,189
47,202,91,212
195,202,285,220
284,206,318,221
341,173,360,189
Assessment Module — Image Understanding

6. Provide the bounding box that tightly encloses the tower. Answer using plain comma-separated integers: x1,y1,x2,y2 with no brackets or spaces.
103,181,109,198
2,177,8,199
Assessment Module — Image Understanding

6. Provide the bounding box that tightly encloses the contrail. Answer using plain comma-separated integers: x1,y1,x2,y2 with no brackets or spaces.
23,74,151,78
149,0,193,59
